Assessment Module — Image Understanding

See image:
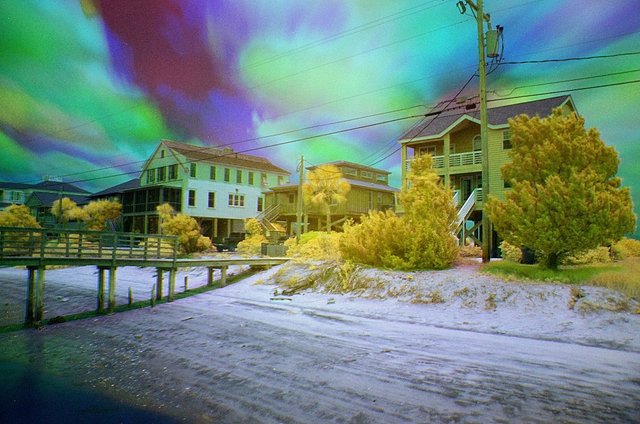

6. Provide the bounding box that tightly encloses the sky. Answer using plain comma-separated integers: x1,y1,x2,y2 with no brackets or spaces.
1,0,639,233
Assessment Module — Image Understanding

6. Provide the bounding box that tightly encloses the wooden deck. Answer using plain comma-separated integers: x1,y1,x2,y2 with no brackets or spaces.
0,227,288,325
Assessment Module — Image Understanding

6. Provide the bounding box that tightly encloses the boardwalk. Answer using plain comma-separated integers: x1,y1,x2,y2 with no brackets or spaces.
0,227,287,325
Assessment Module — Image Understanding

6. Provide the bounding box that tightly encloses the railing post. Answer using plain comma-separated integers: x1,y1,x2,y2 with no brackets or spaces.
25,266,37,325
0,229,4,258
112,233,117,266
77,233,83,258
97,267,105,313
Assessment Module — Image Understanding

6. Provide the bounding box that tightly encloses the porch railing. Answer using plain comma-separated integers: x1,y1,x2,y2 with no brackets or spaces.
406,150,483,171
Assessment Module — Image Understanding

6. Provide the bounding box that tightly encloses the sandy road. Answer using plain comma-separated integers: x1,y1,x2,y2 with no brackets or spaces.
1,266,639,423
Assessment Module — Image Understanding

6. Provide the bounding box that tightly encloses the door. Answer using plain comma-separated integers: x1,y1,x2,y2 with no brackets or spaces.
461,177,473,201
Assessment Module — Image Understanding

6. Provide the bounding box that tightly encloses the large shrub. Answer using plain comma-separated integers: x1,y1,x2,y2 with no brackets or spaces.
156,204,211,254
237,218,268,256
612,237,640,260
340,155,458,270
284,231,342,261
0,204,40,228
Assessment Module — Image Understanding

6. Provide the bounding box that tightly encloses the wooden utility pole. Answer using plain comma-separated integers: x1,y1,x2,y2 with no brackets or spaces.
296,155,304,243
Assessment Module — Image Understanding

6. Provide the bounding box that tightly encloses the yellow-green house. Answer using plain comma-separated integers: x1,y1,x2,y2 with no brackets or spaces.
399,95,576,250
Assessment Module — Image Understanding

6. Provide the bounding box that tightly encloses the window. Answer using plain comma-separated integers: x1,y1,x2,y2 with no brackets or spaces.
210,166,216,180
188,190,196,207
190,163,197,178
208,192,215,208
503,179,512,189
160,149,165,158
228,193,245,207
277,175,284,185
11,191,22,202
418,145,436,156
168,164,178,180
361,170,373,179
248,172,254,185
288,193,295,204
503,130,512,149
473,135,482,151
146,168,156,184
376,174,387,183
157,166,166,181
0,190,4,199
261,173,267,186
257,197,263,212
236,170,242,184
224,168,230,182
343,167,357,176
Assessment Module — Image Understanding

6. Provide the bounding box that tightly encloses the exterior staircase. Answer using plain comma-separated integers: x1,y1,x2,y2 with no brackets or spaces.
256,204,286,241
454,188,482,235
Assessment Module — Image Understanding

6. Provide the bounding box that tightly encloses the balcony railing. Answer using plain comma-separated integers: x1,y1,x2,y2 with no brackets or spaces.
406,151,483,171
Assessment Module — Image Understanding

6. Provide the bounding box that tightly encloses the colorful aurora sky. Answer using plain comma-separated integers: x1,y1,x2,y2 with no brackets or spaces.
1,1,639,234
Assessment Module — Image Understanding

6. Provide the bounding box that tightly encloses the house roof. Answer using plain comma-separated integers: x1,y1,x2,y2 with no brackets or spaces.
33,180,90,194
0,181,34,190
91,179,140,198
268,178,399,193
307,160,391,175
401,95,574,141
158,140,290,175
26,192,91,208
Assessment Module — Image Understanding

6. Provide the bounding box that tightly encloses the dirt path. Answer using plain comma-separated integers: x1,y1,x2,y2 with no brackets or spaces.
1,266,639,423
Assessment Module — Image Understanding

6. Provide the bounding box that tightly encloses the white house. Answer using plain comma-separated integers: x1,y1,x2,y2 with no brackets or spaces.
117,140,290,239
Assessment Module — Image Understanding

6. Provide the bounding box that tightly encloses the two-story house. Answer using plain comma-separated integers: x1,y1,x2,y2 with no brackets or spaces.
264,161,398,234
112,140,290,239
399,95,576,253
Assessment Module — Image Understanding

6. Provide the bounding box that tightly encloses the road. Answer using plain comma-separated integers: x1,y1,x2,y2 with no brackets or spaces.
1,266,639,423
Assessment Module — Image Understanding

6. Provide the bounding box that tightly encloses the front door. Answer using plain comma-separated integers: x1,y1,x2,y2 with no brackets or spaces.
461,177,473,201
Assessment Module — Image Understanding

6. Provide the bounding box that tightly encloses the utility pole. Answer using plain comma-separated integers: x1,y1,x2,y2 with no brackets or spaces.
459,0,495,262
296,155,304,243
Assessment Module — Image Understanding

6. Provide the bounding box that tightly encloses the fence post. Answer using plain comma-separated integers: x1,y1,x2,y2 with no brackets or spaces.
25,267,37,325
0,229,4,258
112,233,117,266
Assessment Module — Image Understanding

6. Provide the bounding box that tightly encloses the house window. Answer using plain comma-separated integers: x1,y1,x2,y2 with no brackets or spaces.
0,190,4,200
376,174,387,183
157,166,166,181
208,192,215,208
418,145,436,156
168,164,178,180
473,135,482,151
361,170,373,179
224,168,230,182
261,173,268,186
277,176,284,185
160,149,165,158
210,165,216,180
257,197,263,212
288,193,295,204
11,191,22,202
248,172,254,185
190,163,197,178
188,190,196,207
236,170,242,184
503,130,512,149
146,168,156,184
343,167,357,176
228,193,245,207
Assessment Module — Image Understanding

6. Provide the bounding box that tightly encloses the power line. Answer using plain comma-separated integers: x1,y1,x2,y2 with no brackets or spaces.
499,51,640,65
490,79,640,100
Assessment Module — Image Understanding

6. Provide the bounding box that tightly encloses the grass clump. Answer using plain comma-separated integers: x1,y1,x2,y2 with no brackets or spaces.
587,258,640,299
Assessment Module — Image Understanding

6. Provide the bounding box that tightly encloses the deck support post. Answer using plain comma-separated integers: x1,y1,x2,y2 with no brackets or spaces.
168,268,176,302
156,269,164,300
26,266,37,325
207,267,214,287
220,266,227,287
97,267,106,313
108,266,117,313
35,266,46,322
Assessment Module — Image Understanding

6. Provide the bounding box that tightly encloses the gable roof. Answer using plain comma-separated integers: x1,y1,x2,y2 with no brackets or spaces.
401,95,574,141
0,181,33,190
26,192,90,208
33,181,90,194
156,140,290,175
307,160,391,175
91,179,140,198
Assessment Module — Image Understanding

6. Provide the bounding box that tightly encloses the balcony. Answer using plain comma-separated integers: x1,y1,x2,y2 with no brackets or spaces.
406,150,482,171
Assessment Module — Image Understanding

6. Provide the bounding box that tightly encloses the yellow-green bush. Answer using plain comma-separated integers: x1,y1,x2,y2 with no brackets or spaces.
237,234,268,256
562,246,612,265
157,204,211,254
499,240,523,263
458,244,482,258
612,237,640,260
0,204,40,228
284,231,342,261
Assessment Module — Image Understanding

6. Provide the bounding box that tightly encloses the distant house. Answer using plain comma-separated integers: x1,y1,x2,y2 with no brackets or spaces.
0,179,90,226
110,140,290,238
264,161,398,234
399,95,577,253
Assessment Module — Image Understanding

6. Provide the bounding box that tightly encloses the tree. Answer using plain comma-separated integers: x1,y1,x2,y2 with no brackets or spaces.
303,164,350,232
81,199,122,231
51,197,81,224
340,155,459,270
486,108,636,269
156,203,211,253
0,204,40,228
